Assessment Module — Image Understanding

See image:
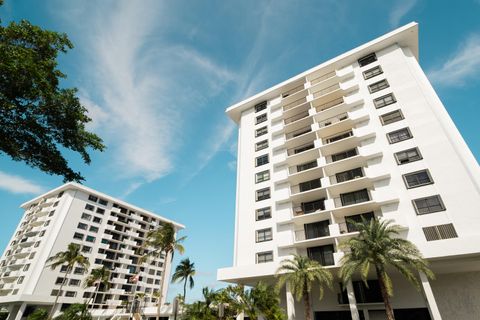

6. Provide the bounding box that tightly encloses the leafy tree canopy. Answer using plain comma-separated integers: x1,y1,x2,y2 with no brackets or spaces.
0,13,104,182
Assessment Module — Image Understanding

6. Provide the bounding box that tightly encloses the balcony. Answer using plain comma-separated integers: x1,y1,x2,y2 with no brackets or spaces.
284,110,310,126
281,83,305,99
285,125,312,141
293,199,326,217
324,130,353,145
308,70,336,87
291,178,322,195
283,96,308,112
287,141,315,157
329,167,364,185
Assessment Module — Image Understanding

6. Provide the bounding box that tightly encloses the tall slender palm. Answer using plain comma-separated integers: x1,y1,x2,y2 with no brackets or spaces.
339,218,434,320
276,255,333,320
84,266,110,310
46,243,90,319
172,258,196,301
142,222,185,320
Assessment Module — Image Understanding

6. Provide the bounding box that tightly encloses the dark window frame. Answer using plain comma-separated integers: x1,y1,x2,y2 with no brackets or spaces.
255,170,270,183
394,147,423,165
368,79,390,93
387,127,413,144
358,53,377,67
255,126,268,137
256,228,273,243
256,207,272,221
256,251,273,264
413,195,446,215
403,169,434,189
255,139,269,151
380,109,404,125
256,188,271,201
255,113,267,125
255,154,269,167
254,101,268,113
363,65,383,80
373,93,396,109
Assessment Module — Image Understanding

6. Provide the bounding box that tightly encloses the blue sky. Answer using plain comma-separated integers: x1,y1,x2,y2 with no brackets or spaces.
0,0,479,302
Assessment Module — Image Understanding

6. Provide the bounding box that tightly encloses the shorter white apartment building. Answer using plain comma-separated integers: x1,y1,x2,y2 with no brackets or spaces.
218,23,480,320
0,183,184,320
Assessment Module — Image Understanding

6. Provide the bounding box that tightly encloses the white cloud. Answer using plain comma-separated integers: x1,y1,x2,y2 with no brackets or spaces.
428,34,480,87
53,1,235,185
0,171,45,195
389,0,417,27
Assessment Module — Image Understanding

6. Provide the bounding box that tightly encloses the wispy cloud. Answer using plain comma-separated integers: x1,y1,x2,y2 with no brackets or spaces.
52,1,235,187
428,34,480,87
389,0,417,27
0,171,45,195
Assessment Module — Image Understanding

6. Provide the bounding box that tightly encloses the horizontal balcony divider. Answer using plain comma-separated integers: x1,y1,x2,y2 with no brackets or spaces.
283,97,308,112
324,130,353,144
309,70,336,86
286,126,312,140
287,141,316,156
312,83,340,99
282,83,305,98
315,97,344,113
284,110,310,125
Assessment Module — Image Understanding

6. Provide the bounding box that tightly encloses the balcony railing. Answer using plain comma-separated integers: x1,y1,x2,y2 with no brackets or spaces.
287,141,315,156
286,126,312,140
293,199,326,216
283,97,308,112
289,160,318,175
334,189,370,208
330,167,364,185
312,83,340,99
310,70,336,86
315,97,344,113
324,130,353,144
318,112,349,128
282,84,305,98
284,110,309,125
291,178,322,194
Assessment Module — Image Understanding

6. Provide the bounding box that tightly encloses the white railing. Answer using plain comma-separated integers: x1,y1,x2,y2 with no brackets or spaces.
284,110,310,125
315,97,344,113
312,83,340,99
283,97,308,111
286,126,312,140
318,112,349,128
310,70,336,86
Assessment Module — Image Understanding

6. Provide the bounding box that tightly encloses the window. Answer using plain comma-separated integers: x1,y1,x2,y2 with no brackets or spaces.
256,251,273,264
403,170,434,188
88,195,98,202
326,131,353,144
256,188,271,201
363,65,383,79
39,230,45,237
81,246,92,253
256,228,273,242
413,195,445,215
296,160,317,172
23,264,30,271
423,224,458,241
387,127,412,144
93,217,102,224
81,213,92,221
335,167,363,183
51,290,63,296
85,204,94,211
86,235,96,242
17,276,24,284
77,223,88,230
331,148,357,162
74,267,85,275
65,291,77,297
255,126,268,137
304,220,330,239
255,154,269,167
346,212,375,233
340,189,370,206
60,265,69,273
48,210,55,217
98,199,108,206
394,148,422,165
57,191,64,198
368,79,389,93
373,93,396,109
358,53,377,67
69,279,81,286
255,170,270,183
299,178,321,192
380,110,404,125
34,241,40,248
73,233,84,240
89,226,99,233
55,277,66,285
255,139,268,151
96,208,105,214
307,245,334,266
256,113,267,124
53,201,59,207
255,101,267,113
256,207,271,221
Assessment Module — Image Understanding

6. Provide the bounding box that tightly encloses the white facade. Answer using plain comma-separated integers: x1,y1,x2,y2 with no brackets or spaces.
0,183,184,320
218,23,480,320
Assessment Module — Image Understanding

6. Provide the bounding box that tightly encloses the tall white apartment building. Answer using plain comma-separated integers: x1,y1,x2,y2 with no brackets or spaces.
217,23,480,320
0,183,184,320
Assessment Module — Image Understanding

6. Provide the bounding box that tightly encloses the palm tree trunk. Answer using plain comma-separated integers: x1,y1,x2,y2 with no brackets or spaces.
156,250,171,320
303,285,312,320
89,282,100,311
376,267,395,320
48,267,71,319
183,278,187,301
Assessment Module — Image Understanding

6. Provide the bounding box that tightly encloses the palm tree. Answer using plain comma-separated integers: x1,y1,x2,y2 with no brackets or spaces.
339,218,434,320
276,255,333,320
83,266,110,310
142,222,185,320
172,258,196,301
46,243,90,319
54,303,92,320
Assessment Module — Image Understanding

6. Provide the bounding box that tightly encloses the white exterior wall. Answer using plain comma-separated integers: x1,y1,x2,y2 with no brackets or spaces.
218,23,480,320
0,183,184,318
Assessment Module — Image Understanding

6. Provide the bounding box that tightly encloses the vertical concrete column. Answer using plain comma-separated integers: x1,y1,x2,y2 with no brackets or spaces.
13,303,27,320
5,304,15,320
419,272,442,320
346,281,360,320
236,311,244,320
286,283,296,320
